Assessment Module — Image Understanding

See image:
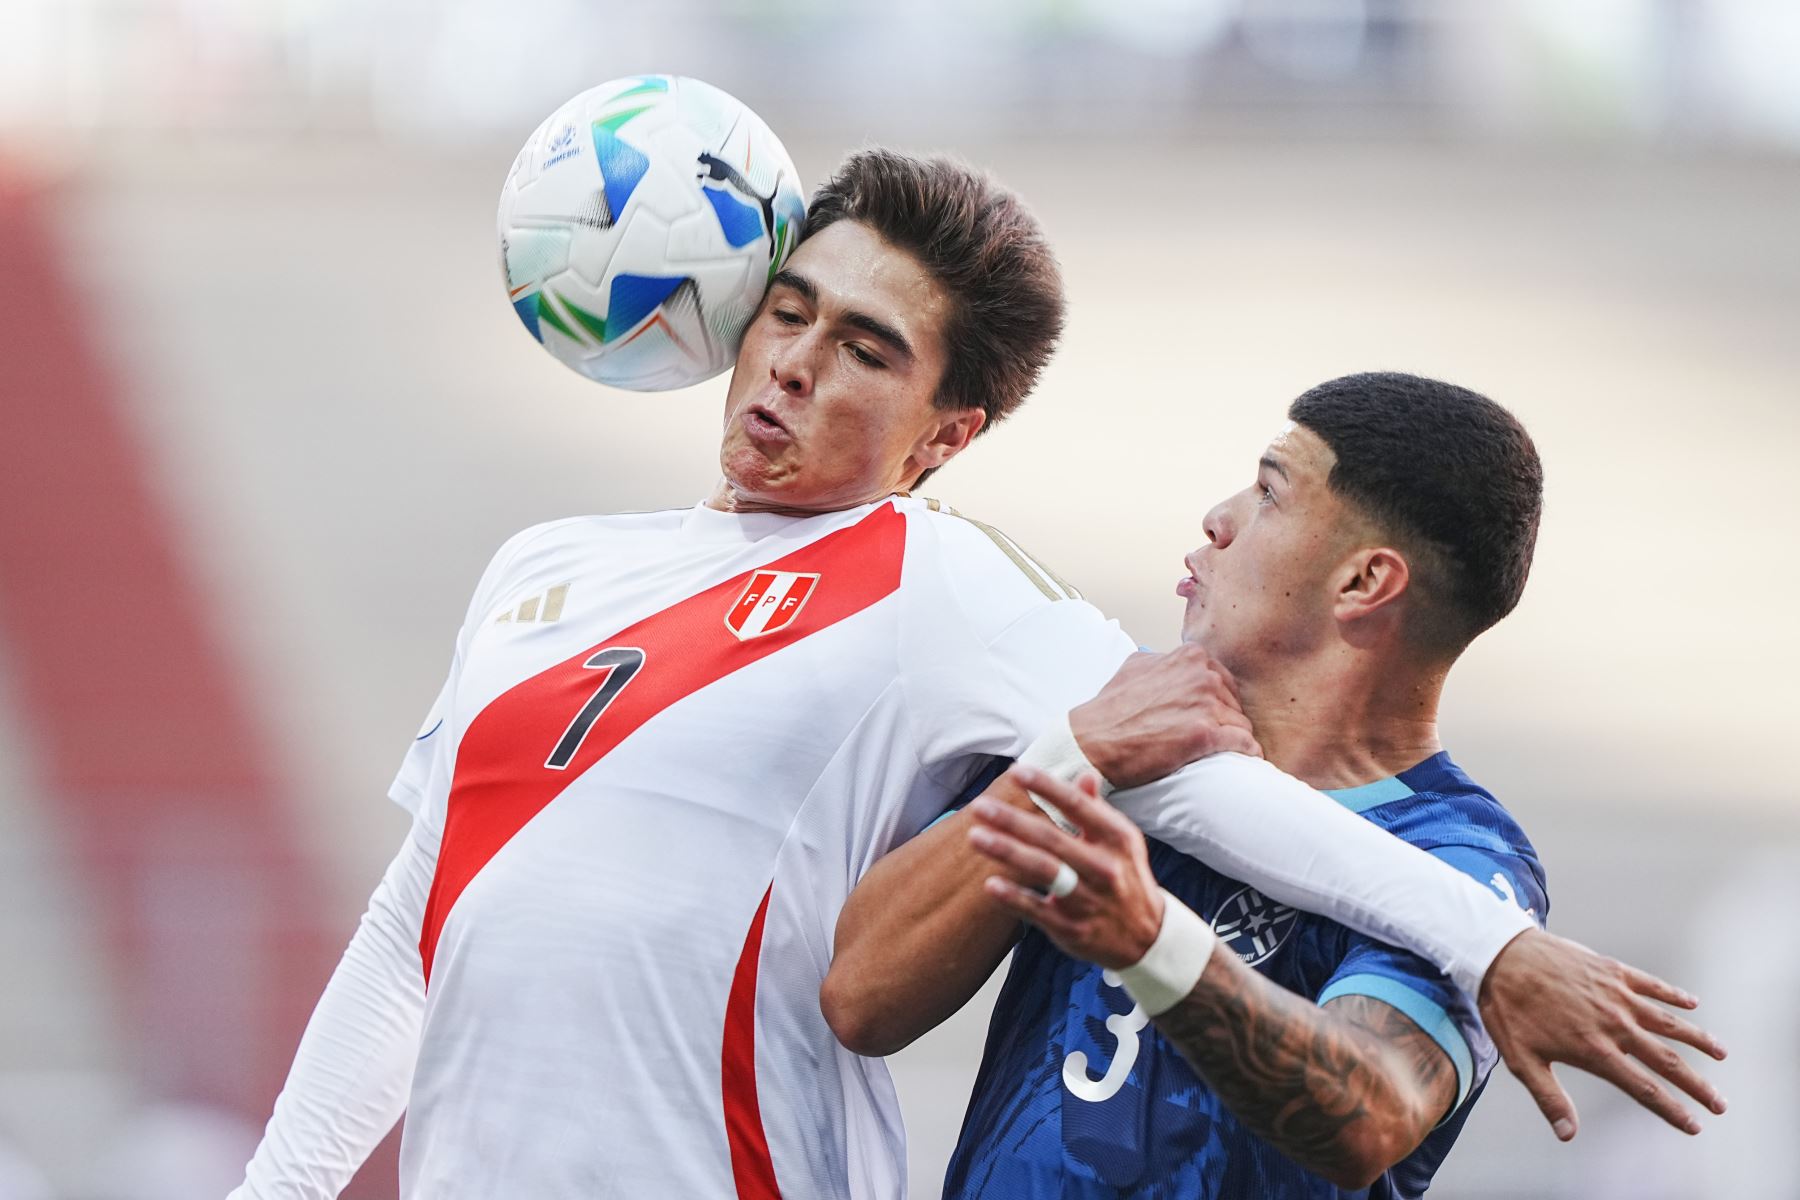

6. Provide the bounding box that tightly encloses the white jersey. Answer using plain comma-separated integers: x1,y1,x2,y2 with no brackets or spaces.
388,496,1134,1200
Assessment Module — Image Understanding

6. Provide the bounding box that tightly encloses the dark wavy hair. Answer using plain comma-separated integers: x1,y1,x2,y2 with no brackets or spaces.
800,148,1066,436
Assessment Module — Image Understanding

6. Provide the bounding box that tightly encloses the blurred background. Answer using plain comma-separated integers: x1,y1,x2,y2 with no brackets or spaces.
1,0,1797,1197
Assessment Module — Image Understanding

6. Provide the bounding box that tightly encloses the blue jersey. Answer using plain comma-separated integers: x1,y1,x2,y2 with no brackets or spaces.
942,752,1548,1200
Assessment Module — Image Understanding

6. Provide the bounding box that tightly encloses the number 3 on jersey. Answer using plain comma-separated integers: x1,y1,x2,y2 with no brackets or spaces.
545,647,646,769
1064,969,1148,1103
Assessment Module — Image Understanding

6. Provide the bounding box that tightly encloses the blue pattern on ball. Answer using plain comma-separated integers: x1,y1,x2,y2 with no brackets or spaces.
592,127,650,223
512,294,543,343
607,274,686,337
702,187,766,248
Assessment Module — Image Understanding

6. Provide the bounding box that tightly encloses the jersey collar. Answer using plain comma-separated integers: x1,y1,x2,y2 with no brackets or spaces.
1322,751,1456,813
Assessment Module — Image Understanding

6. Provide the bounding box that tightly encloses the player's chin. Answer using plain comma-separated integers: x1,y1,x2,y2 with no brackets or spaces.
721,438,777,478
1178,598,1207,643
1180,614,1226,660
721,447,802,501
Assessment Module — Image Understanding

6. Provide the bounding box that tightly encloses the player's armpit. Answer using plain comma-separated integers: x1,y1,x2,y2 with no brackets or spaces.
1150,954,1454,1190
823,778,1041,1056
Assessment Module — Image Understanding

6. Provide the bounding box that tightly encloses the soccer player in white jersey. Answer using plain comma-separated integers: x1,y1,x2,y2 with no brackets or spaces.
232,151,1721,1200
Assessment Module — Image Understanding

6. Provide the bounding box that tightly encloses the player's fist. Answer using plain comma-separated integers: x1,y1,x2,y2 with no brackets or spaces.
1070,645,1260,790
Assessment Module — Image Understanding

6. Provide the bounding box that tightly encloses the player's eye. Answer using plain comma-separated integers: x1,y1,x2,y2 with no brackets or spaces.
772,308,806,326
1258,483,1277,505
847,344,885,369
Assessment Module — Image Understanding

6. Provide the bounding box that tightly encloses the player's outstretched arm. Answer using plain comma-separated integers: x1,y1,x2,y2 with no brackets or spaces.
1101,753,1732,1137
1004,643,1730,1139
1063,648,1537,998
228,819,437,1199
972,767,1453,1188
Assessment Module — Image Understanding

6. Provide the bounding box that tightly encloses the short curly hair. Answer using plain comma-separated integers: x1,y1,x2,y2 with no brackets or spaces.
1290,372,1544,654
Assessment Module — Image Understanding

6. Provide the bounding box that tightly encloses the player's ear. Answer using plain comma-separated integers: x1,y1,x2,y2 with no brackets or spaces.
911,407,987,472
1334,546,1411,624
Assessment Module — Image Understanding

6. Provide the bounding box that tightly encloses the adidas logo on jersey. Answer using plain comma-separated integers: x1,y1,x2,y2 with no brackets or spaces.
496,584,570,625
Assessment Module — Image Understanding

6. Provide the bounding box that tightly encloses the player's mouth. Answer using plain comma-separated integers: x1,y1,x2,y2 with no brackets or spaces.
1177,552,1206,599
742,404,793,445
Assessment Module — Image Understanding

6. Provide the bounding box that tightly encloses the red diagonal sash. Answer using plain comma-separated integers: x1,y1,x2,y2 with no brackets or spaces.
419,501,906,983
724,885,780,1200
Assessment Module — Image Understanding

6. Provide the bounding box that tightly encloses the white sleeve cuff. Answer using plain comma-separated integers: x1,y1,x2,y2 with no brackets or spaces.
1117,889,1218,1016
1017,711,1114,834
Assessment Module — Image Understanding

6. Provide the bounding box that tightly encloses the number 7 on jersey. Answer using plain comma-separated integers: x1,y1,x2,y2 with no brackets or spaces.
545,647,647,769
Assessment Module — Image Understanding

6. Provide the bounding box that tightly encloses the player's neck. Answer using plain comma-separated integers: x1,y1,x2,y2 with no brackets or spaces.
1237,651,1446,791
705,478,903,517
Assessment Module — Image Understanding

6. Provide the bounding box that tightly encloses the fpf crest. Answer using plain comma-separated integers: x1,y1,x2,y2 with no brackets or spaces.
725,570,820,640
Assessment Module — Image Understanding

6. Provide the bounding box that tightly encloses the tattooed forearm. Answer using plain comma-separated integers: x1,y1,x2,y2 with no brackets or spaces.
1152,951,1456,1187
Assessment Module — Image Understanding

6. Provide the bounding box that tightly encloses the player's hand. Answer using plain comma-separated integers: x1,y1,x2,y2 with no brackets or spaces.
966,765,1164,970
1070,645,1260,790
1478,928,1728,1141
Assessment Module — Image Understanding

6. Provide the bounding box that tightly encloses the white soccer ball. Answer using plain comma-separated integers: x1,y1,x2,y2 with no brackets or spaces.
498,75,806,391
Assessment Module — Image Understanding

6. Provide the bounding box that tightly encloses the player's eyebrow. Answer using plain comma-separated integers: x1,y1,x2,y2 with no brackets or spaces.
1259,454,1290,483
841,312,915,363
771,268,815,303
769,269,915,364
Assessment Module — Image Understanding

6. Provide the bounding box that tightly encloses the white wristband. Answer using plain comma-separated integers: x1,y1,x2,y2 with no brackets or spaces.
1017,712,1115,833
1116,889,1217,1017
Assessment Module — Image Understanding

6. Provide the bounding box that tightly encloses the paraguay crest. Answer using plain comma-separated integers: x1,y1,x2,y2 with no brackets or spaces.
725,570,819,640
1211,885,1299,966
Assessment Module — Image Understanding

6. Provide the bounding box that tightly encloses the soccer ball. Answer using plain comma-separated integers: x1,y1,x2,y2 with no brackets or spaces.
498,75,806,391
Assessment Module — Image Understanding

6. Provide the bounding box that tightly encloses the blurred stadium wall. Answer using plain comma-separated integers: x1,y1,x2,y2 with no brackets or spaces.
0,2,1796,1197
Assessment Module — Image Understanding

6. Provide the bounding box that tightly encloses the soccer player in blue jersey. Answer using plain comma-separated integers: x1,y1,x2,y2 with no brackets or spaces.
827,373,1721,1196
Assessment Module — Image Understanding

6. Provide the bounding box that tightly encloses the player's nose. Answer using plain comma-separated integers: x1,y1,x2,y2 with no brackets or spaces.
769,340,813,397
1203,499,1234,548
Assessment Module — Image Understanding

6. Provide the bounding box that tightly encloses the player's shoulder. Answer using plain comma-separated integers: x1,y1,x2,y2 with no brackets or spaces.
474,509,687,604
898,495,1084,617
1348,752,1547,899
1343,754,1532,852
493,507,684,559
